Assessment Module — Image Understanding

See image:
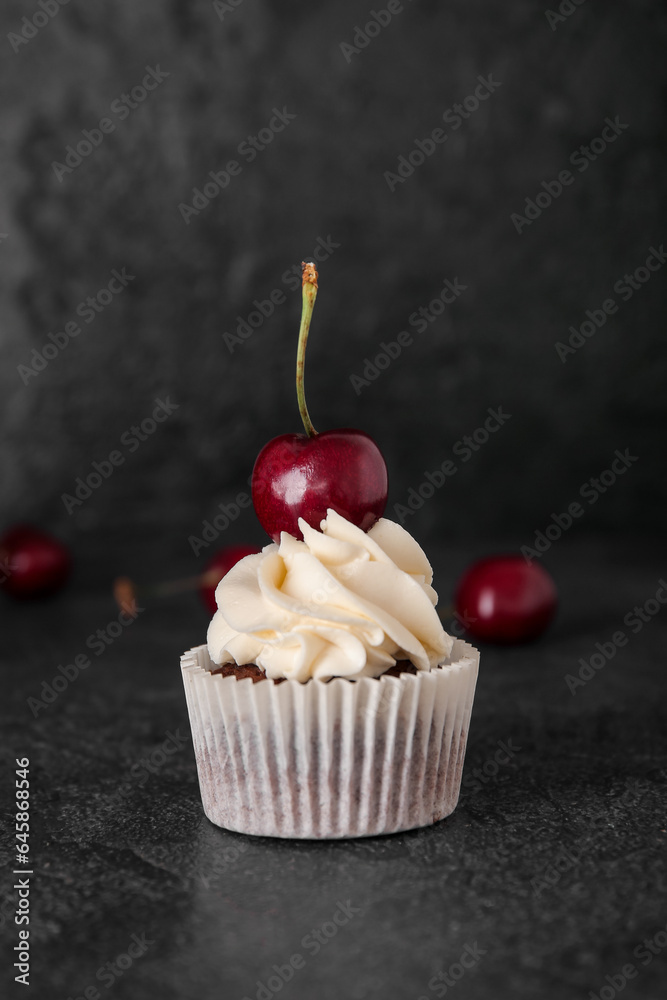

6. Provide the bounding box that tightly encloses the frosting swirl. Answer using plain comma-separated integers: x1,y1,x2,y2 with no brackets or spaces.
207,509,453,682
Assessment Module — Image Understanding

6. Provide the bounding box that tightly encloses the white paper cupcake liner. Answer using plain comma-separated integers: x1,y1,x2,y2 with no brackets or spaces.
180,640,479,839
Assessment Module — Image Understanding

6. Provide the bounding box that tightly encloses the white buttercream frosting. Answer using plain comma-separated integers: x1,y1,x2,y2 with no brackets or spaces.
206,509,453,682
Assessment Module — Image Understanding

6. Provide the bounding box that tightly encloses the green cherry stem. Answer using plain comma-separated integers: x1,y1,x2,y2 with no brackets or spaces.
296,261,318,438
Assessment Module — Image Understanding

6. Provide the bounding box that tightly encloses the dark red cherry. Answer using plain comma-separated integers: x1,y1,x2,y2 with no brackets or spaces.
251,429,388,542
200,544,260,614
250,261,388,542
455,555,557,643
0,524,71,598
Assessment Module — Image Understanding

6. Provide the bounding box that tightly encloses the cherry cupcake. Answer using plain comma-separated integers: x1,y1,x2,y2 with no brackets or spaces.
180,263,479,838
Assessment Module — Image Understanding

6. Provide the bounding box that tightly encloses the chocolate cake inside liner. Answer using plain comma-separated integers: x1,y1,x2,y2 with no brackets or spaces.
181,641,478,839
210,659,418,682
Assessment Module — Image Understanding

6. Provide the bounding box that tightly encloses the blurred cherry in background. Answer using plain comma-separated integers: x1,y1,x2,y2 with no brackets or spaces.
0,524,71,598
455,555,557,644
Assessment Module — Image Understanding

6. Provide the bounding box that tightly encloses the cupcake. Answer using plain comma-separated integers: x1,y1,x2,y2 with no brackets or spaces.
180,261,479,838
182,511,478,838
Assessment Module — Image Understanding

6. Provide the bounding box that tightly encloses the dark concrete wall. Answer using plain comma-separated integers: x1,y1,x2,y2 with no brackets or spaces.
0,0,665,556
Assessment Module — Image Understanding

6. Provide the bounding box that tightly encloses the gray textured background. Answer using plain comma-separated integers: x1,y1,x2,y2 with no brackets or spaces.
1,0,665,564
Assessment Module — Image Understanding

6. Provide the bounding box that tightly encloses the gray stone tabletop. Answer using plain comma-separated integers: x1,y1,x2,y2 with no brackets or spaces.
1,534,665,1000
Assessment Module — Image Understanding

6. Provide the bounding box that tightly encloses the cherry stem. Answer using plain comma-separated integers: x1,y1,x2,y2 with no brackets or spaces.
296,261,318,438
113,569,220,611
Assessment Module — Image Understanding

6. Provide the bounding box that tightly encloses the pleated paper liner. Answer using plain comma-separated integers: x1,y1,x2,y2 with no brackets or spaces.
181,639,479,839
